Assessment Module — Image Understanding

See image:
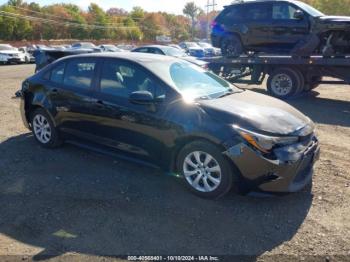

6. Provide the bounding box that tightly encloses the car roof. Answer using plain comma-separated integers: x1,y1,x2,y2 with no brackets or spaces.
135,45,170,49
59,52,178,65
226,0,298,6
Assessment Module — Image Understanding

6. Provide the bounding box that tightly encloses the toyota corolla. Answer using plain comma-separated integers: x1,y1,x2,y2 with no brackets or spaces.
19,53,320,198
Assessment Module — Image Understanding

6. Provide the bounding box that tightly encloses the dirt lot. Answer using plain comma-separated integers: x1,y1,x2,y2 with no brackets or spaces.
0,64,349,261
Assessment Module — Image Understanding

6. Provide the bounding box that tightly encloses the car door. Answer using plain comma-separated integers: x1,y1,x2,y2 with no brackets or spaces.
270,2,310,48
45,57,99,138
241,3,273,48
88,58,175,164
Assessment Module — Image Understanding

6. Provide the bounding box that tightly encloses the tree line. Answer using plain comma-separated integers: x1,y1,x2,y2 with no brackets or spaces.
1,0,350,42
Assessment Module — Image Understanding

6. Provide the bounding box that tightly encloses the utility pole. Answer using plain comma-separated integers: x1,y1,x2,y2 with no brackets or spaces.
205,0,217,40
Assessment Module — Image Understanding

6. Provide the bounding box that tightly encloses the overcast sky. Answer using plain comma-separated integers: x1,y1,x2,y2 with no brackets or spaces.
0,0,233,14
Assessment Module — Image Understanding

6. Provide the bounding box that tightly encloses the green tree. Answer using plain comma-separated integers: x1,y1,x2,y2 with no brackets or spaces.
130,6,144,22
88,3,109,39
183,2,201,39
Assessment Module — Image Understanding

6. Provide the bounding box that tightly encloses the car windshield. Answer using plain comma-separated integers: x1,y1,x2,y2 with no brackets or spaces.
185,42,200,48
164,47,187,57
103,45,119,51
295,1,324,17
198,42,211,48
0,45,16,51
73,43,96,49
169,61,240,101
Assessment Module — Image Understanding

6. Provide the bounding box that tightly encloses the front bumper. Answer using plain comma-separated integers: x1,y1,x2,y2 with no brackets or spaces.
225,138,320,193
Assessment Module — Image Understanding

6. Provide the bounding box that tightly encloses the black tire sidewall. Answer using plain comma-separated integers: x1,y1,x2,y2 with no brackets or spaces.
31,108,61,148
267,68,300,99
177,140,234,199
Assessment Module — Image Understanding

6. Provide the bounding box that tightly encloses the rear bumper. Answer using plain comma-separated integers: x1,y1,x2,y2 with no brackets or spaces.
8,58,22,63
211,34,221,48
225,138,320,193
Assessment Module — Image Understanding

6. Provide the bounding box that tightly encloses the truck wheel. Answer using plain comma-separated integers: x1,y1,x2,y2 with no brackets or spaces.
294,69,305,94
221,35,243,58
267,68,300,99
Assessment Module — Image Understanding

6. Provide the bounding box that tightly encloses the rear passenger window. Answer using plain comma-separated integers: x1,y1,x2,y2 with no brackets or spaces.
50,63,65,84
63,59,96,90
217,6,244,24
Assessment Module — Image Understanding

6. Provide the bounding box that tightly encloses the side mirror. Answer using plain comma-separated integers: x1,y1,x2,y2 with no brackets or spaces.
294,10,304,20
129,90,154,105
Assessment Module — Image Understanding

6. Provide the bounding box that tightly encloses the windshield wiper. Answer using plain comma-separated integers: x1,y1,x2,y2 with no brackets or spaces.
217,89,235,98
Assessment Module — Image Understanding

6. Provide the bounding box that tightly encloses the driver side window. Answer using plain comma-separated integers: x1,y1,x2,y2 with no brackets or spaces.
99,59,165,99
273,3,299,20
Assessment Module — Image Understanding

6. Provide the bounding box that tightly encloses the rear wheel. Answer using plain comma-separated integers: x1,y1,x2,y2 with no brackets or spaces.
267,67,301,99
177,140,237,199
31,108,62,148
221,35,243,58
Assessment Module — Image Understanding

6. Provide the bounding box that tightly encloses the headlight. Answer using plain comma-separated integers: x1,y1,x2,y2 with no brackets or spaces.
234,126,298,153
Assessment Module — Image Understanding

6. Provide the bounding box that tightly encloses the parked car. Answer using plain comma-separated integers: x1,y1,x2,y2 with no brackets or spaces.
19,52,320,198
211,0,350,57
179,42,206,58
197,42,221,56
0,44,28,64
18,47,35,63
168,44,183,50
116,44,136,51
99,45,124,52
71,42,102,52
131,45,208,67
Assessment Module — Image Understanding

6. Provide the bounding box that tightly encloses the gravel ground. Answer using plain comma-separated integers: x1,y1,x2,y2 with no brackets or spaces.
0,64,349,261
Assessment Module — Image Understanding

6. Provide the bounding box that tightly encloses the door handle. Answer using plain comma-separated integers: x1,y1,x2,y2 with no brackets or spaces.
50,88,59,95
94,100,105,108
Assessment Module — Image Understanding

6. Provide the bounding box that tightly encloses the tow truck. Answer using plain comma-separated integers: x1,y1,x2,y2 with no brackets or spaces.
204,54,350,99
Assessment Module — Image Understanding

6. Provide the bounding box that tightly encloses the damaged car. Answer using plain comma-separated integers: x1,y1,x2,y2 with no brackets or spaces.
211,0,350,57
19,53,320,198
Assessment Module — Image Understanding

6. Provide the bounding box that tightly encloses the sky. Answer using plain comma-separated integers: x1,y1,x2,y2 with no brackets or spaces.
0,0,233,14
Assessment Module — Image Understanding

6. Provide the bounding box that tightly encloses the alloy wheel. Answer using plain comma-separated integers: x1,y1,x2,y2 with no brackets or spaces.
33,114,52,144
183,151,222,192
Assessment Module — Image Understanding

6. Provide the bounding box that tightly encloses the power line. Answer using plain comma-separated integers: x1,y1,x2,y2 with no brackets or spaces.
10,5,141,25
0,11,138,30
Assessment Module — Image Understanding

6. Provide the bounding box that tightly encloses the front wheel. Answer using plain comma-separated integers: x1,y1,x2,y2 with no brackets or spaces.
31,108,62,148
177,141,237,199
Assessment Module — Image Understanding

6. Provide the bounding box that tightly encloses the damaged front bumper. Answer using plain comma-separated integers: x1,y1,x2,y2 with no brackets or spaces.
224,137,320,193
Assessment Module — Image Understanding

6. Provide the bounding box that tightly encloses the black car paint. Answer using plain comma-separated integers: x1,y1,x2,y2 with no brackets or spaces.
212,0,350,54
20,53,319,193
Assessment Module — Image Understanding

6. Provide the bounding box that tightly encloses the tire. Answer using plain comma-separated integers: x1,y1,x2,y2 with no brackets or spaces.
25,56,29,64
267,67,301,99
294,69,305,95
30,108,62,148
177,140,237,199
221,35,243,58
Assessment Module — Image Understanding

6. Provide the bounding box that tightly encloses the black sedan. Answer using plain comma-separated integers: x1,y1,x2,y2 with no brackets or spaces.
19,53,319,198
132,45,208,68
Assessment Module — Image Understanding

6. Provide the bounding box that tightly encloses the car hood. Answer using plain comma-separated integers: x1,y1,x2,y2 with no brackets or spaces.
0,50,20,55
180,56,207,66
318,16,350,23
198,91,312,135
